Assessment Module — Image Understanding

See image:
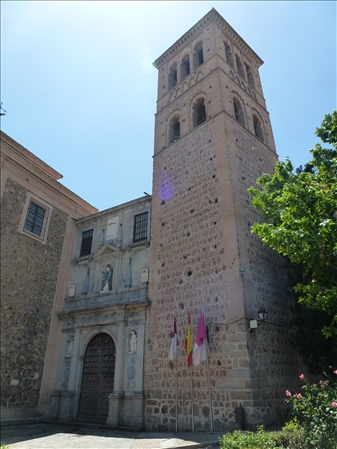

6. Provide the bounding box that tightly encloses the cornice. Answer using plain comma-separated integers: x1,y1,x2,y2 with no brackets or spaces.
153,8,263,69
1,130,62,181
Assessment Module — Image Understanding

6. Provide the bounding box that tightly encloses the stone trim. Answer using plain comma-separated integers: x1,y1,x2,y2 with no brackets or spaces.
153,8,263,69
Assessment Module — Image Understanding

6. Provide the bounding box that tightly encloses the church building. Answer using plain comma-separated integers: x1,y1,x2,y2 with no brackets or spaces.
1,8,302,432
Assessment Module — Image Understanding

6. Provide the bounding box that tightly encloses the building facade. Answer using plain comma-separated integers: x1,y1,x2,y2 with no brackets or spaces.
1,8,303,431
145,8,300,432
48,197,151,428
0,131,97,422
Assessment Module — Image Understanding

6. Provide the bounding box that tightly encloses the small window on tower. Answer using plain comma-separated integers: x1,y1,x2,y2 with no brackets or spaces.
224,42,234,67
233,98,245,126
253,115,264,142
169,115,180,143
80,229,93,257
168,63,178,90
180,55,190,80
193,42,204,70
235,55,245,79
193,98,206,128
133,212,148,242
245,63,255,88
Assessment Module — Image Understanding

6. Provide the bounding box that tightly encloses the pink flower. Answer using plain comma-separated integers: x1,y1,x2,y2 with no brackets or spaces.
285,390,291,397
299,374,305,380
332,402,337,408
333,370,337,375
297,394,302,399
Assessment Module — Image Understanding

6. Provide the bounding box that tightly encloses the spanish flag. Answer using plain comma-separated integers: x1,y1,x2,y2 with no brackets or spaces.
185,312,193,367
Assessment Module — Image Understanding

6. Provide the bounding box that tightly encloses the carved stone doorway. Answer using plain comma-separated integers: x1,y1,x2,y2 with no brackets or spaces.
78,333,115,421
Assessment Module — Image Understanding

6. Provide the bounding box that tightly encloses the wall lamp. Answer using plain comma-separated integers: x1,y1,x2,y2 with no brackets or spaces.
249,308,268,330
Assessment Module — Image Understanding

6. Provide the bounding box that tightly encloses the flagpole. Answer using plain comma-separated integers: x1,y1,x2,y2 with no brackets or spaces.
175,350,178,433
174,311,178,433
190,364,195,433
203,304,214,434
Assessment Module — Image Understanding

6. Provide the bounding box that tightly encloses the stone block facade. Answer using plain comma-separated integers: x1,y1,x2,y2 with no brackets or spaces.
50,197,151,427
1,8,304,432
0,132,97,422
145,9,301,432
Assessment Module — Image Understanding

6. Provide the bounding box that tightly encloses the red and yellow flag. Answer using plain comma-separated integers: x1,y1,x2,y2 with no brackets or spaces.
185,312,193,367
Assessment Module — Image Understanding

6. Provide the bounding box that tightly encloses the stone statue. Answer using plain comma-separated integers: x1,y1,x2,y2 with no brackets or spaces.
129,330,137,353
67,335,74,357
101,264,113,291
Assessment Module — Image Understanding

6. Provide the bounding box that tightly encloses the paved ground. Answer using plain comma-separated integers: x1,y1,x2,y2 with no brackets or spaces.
0,422,222,449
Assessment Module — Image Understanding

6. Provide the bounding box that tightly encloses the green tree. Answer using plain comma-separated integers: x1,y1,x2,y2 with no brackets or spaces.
248,111,337,339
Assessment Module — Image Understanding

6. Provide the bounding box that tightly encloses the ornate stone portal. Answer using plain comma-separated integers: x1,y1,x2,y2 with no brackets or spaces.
50,197,150,428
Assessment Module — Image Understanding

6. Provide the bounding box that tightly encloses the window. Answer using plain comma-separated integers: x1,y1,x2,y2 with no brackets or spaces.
18,194,52,244
180,55,190,80
133,212,148,242
80,229,93,257
193,98,206,128
193,42,204,69
233,98,245,126
245,63,255,88
169,115,180,143
224,42,234,67
253,115,264,142
235,55,245,79
24,201,47,237
168,63,178,89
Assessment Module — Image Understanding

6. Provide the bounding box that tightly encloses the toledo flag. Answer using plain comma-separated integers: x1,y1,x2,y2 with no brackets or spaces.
192,308,209,366
185,312,193,367
169,314,178,359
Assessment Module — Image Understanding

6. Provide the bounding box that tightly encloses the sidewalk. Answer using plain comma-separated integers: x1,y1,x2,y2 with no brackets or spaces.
0,422,222,449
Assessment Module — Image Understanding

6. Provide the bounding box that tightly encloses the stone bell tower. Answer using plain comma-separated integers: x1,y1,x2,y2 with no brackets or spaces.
145,8,300,432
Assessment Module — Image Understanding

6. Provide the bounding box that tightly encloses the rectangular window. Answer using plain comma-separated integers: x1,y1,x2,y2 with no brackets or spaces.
80,229,93,257
133,212,148,242
23,199,50,241
18,194,52,244
24,201,46,236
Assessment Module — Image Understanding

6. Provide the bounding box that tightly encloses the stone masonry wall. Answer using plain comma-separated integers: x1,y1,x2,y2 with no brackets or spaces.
146,109,252,432
1,178,67,418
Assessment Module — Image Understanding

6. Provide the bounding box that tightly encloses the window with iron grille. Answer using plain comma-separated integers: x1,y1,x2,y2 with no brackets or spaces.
24,201,47,237
80,229,93,257
133,212,148,242
18,194,52,244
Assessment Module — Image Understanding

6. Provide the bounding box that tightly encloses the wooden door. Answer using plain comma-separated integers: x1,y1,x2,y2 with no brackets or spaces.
78,333,115,420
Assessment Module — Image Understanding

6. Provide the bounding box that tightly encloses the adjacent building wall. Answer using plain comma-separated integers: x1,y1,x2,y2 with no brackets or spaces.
0,131,97,422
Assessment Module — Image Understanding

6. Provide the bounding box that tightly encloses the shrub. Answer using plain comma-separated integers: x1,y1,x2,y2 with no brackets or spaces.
219,425,284,449
285,371,337,449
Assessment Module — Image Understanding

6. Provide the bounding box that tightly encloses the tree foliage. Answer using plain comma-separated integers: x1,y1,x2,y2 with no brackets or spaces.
248,111,337,338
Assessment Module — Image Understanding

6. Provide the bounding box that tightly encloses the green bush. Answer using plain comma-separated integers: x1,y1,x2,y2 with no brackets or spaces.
219,371,337,449
219,425,285,449
286,371,337,449
219,423,305,449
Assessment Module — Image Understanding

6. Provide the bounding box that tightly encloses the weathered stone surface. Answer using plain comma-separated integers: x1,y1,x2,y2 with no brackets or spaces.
1,179,67,412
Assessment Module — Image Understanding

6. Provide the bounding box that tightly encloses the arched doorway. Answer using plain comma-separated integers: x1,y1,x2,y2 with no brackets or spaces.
78,333,116,421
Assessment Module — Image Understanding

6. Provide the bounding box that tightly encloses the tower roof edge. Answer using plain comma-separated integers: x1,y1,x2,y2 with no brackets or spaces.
153,8,264,69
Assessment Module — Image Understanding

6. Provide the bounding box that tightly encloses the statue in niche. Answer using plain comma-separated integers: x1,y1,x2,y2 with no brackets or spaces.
129,330,137,353
66,335,74,357
101,264,113,291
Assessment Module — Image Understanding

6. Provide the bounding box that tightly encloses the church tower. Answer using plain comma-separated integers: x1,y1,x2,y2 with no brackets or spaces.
146,9,300,431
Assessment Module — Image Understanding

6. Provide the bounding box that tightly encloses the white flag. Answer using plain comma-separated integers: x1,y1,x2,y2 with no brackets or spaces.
192,308,209,366
169,314,178,359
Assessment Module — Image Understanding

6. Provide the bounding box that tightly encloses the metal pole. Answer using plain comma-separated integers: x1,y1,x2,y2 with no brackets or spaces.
175,354,178,433
203,304,214,434
190,365,195,433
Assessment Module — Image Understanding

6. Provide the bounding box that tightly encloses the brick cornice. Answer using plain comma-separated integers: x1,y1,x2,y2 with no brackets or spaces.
153,8,263,69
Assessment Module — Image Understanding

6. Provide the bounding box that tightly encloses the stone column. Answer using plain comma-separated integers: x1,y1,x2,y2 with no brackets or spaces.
106,317,125,427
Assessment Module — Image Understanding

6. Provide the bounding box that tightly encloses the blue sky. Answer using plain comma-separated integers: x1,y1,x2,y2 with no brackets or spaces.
2,1,336,211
